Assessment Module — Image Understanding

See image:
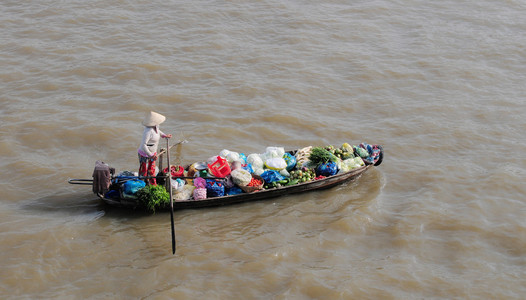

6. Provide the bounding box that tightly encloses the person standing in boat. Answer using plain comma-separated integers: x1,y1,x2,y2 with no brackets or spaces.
138,111,172,185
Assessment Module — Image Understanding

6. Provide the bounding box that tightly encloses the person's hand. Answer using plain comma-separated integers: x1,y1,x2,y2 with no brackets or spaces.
164,134,172,138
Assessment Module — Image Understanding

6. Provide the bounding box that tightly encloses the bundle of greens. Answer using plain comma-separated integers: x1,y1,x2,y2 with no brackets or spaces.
137,185,170,213
308,147,339,167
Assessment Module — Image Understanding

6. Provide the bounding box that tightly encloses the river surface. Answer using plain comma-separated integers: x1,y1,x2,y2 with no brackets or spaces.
1,0,525,299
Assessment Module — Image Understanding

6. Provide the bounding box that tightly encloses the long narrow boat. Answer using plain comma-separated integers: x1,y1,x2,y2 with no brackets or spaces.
69,145,383,210
102,164,374,210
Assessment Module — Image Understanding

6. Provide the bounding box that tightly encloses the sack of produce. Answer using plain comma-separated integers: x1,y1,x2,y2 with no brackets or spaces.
279,169,290,177
260,170,285,183
264,157,287,170
226,152,241,163
230,161,243,171
339,157,365,173
355,146,369,158
243,163,254,174
174,185,195,201
170,178,186,191
219,149,231,159
264,147,285,159
223,174,235,188
252,167,265,176
122,179,146,196
247,153,264,169
206,179,225,197
283,152,297,171
226,186,243,195
193,177,207,189
231,168,252,186
193,187,207,200
316,162,339,177
239,153,247,164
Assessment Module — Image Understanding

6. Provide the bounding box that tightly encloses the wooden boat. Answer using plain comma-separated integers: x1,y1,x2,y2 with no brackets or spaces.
69,145,383,210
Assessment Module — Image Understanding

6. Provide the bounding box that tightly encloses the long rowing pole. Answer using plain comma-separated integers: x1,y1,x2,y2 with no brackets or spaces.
166,137,176,254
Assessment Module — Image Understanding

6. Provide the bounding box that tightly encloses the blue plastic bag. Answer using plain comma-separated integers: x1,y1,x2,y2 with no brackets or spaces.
242,163,254,174
122,179,146,195
206,179,225,197
239,153,247,164
226,186,243,195
283,153,297,171
316,162,339,177
260,170,285,183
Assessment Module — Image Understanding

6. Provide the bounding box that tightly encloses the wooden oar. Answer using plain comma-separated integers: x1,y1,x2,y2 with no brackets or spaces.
166,137,176,254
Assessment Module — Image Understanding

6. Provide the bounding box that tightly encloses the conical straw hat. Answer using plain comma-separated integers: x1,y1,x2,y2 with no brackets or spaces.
142,111,166,126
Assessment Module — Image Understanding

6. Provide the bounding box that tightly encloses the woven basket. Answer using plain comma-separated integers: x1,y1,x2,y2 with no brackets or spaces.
240,175,265,193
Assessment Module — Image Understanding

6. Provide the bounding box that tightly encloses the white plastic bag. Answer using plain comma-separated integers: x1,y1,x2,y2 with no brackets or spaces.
265,147,285,158
174,185,195,201
226,152,241,163
231,169,252,186
264,157,287,170
219,149,231,158
247,153,264,169
253,167,265,176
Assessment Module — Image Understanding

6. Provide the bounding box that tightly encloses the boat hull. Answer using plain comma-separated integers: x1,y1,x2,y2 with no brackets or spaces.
99,165,373,210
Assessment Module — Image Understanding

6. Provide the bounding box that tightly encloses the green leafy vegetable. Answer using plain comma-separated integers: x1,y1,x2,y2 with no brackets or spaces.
137,185,170,213
309,147,338,166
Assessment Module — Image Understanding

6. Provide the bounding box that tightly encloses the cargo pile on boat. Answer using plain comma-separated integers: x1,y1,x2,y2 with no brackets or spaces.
167,142,380,202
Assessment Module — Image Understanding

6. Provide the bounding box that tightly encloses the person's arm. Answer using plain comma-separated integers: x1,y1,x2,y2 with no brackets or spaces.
160,129,172,138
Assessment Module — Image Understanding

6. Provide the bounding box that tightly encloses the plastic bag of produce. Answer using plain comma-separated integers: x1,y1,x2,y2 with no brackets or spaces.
239,153,247,164
316,162,339,177
279,169,290,177
353,157,365,167
247,153,264,169
264,157,287,170
226,151,241,163
339,157,364,173
170,178,186,190
122,179,146,196
226,186,243,195
193,187,207,200
355,146,369,158
174,185,195,201
253,167,264,176
206,179,225,197
283,152,297,171
243,163,254,174
223,175,235,189
219,149,231,158
265,147,285,158
339,159,353,173
231,169,252,186
260,170,285,183
193,177,207,189
231,161,243,171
